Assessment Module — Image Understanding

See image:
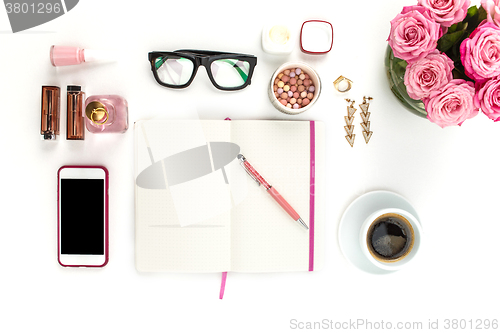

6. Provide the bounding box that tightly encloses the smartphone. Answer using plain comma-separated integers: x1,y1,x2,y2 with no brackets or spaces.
57,166,109,267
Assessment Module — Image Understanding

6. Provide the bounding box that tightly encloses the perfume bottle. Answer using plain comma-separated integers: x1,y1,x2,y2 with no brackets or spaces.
85,95,128,133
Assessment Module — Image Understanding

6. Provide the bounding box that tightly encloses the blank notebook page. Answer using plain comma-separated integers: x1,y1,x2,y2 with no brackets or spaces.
230,120,325,272
135,120,232,272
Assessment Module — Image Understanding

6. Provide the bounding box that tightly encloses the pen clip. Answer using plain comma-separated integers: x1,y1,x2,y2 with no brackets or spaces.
240,161,261,186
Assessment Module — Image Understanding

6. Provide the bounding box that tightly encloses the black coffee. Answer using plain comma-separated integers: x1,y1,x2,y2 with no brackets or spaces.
367,213,414,262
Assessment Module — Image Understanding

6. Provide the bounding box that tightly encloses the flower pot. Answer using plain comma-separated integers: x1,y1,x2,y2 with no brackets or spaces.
384,45,427,118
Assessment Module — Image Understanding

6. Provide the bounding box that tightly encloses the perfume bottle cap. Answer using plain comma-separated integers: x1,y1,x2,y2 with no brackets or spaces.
85,101,109,125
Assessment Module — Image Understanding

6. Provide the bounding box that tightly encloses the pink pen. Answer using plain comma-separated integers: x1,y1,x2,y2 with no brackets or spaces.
238,154,308,230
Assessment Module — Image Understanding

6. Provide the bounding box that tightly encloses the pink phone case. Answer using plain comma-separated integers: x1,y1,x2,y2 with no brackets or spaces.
57,165,109,267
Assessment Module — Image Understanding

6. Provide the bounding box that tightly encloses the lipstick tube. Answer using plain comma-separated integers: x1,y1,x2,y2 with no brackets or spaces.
41,86,60,140
66,85,85,140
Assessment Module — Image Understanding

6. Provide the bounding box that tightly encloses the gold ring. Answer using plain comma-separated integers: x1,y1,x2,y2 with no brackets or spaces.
333,76,353,93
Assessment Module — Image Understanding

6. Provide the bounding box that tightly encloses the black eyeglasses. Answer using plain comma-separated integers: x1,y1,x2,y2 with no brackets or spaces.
148,49,257,91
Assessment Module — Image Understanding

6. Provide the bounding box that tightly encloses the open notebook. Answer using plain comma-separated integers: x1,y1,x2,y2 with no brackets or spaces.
134,120,325,273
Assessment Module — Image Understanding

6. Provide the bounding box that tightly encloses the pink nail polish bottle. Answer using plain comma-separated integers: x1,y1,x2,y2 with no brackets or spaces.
84,95,128,133
50,45,117,67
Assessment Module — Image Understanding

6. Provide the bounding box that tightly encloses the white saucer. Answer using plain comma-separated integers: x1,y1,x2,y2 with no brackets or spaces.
338,190,421,274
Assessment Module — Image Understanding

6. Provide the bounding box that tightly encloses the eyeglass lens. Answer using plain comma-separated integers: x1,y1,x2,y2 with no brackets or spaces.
210,59,250,88
154,56,250,88
155,56,194,86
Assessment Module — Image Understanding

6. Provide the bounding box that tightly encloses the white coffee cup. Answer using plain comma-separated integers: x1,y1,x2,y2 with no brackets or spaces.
359,208,422,271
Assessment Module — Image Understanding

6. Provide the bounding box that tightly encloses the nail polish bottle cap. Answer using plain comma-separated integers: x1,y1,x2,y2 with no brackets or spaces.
83,49,118,63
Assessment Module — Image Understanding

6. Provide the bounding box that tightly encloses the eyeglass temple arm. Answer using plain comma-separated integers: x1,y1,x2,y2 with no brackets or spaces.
154,57,165,70
218,59,248,82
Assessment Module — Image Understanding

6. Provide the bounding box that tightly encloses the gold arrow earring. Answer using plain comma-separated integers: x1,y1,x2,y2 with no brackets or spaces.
344,99,356,147
359,96,373,144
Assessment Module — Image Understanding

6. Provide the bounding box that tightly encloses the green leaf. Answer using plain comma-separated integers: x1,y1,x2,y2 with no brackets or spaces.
394,58,407,70
462,5,489,32
452,67,473,82
467,5,478,18
457,22,468,32
438,30,466,53
478,6,488,23
448,21,467,34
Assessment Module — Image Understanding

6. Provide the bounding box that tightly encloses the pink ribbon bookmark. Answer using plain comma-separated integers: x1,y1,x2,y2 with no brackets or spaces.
309,121,315,271
219,272,228,299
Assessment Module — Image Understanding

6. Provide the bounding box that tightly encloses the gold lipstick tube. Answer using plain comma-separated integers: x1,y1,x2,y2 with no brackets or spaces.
66,85,85,140
41,86,60,140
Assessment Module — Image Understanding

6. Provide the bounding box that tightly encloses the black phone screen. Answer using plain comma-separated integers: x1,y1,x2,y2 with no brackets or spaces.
60,179,105,255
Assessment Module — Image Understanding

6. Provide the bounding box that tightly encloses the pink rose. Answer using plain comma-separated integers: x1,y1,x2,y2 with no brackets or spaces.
460,21,500,83
482,0,500,26
388,6,443,63
404,50,454,100
474,77,500,121
423,79,479,127
418,0,470,27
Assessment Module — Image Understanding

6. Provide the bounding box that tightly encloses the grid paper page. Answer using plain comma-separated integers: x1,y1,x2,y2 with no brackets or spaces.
135,120,232,272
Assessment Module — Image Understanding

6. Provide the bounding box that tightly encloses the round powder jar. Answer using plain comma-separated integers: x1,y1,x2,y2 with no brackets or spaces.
269,62,321,115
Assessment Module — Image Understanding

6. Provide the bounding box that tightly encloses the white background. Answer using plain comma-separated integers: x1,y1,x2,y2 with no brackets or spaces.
1,0,499,332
